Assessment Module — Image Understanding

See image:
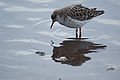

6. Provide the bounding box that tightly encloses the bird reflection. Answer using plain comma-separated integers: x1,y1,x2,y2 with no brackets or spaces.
51,38,107,66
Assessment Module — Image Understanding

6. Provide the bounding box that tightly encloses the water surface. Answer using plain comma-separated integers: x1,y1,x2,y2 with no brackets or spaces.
0,0,120,80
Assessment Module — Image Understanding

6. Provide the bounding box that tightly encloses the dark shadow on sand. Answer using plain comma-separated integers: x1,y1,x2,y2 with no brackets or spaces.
51,38,107,66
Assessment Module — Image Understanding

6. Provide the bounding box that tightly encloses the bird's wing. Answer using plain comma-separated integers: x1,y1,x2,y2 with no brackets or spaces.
60,4,104,21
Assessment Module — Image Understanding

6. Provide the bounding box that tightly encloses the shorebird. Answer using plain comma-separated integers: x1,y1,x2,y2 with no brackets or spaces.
50,4,105,38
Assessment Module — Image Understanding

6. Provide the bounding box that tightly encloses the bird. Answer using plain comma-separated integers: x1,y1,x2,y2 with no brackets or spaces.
50,4,105,39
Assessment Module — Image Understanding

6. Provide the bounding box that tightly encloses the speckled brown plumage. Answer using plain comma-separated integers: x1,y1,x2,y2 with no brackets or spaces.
56,4,105,21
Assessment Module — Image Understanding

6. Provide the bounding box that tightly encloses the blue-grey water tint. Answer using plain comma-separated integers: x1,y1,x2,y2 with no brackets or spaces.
0,0,120,80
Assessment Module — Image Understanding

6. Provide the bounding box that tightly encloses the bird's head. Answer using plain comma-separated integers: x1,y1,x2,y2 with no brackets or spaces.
50,10,58,29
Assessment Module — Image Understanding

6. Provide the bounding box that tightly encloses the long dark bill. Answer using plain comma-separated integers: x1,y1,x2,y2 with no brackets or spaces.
50,21,54,29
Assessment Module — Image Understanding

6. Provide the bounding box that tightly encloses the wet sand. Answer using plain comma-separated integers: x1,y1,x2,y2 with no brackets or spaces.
0,0,120,80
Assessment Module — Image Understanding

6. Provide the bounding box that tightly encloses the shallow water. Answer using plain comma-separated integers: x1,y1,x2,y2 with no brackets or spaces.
0,0,120,80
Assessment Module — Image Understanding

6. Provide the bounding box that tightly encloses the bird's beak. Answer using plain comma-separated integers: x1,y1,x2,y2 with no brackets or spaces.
50,21,55,29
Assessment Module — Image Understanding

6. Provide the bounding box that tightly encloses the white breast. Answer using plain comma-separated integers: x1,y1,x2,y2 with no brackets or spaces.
56,15,89,28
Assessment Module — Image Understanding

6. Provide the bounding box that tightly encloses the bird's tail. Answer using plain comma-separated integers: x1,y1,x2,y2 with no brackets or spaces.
93,10,105,17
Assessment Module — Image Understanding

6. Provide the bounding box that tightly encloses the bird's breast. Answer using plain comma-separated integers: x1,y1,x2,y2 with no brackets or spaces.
56,15,89,28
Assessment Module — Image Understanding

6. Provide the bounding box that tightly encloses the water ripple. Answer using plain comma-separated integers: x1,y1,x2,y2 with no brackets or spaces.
15,50,33,55
0,1,8,7
110,40,120,46
4,6,54,12
0,64,28,69
26,18,42,21
27,0,56,3
33,19,50,26
94,18,120,26
6,24,24,28
37,29,72,39
5,39,50,46
91,35,112,40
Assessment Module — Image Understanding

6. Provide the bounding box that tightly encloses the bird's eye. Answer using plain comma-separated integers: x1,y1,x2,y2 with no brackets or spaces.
51,14,56,20
51,15,54,19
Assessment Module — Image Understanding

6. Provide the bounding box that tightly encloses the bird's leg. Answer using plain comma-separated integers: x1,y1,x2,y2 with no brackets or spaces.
79,28,82,39
76,28,78,38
